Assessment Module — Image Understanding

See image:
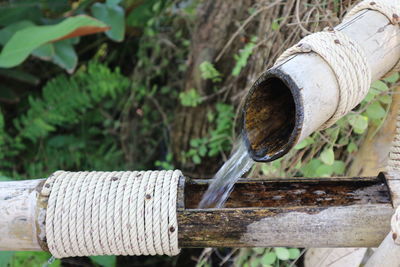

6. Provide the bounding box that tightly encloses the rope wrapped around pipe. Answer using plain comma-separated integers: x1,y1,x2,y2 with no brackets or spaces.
41,170,181,258
389,112,400,245
275,0,400,129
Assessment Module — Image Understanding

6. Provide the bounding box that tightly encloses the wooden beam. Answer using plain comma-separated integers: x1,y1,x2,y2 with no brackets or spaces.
0,174,395,251
178,174,394,247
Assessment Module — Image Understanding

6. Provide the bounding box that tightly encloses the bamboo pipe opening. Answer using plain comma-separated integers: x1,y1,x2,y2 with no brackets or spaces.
243,69,303,162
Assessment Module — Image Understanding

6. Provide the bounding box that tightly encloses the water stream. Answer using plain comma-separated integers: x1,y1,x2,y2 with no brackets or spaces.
198,137,255,208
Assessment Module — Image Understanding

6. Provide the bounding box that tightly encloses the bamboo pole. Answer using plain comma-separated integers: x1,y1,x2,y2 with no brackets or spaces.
0,174,394,251
243,9,400,162
0,179,45,251
365,234,400,267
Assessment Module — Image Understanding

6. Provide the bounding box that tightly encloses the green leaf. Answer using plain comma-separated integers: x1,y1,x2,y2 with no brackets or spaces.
250,257,261,267
232,36,257,76
262,252,277,265
52,41,78,73
274,247,290,261
347,142,358,153
320,147,334,165
90,255,116,267
379,95,392,104
347,114,368,134
199,61,222,82
126,0,159,28
32,43,54,61
384,72,399,83
179,89,202,107
332,160,346,175
0,21,35,45
288,248,301,260
315,164,333,177
371,80,389,92
192,155,201,164
294,137,314,150
107,0,122,6
301,159,322,177
0,15,108,68
366,102,386,120
252,248,265,254
11,251,60,267
271,20,280,31
91,3,125,42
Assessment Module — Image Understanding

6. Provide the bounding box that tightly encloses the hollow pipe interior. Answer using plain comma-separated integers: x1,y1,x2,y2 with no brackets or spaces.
242,69,303,162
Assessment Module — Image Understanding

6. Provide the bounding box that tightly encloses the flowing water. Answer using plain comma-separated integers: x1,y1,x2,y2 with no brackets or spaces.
198,137,255,208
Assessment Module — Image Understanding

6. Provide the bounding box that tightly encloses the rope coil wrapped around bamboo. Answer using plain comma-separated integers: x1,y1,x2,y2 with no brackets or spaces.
42,170,181,258
389,112,400,245
275,0,400,129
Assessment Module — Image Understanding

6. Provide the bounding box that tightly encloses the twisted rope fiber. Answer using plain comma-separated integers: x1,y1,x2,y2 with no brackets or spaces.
275,0,400,128
344,0,400,74
350,0,400,245
389,111,400,245
275,30,371,129
43,170,181,258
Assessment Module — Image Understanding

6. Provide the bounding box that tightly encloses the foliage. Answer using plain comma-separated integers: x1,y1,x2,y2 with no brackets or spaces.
232,36,257,76
199,61,222,82
186,103,234,164
0,16,108,69
0,0,126,72
256,72,399,179
234,248,302,267
90,255,116,267
179,89,202,107
91,0,125,42
0,251,60,267
0,61,130,178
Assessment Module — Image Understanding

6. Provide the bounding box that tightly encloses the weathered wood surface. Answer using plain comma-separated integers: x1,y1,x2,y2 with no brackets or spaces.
0,179,44,251
0,175,395,250
184,176,390,208
178,175,394,248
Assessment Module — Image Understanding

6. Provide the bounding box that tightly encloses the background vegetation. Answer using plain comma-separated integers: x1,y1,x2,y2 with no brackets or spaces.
0,0,398,266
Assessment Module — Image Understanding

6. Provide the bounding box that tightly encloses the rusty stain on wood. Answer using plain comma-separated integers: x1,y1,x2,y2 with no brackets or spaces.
178,175,393,248
185,176,390,209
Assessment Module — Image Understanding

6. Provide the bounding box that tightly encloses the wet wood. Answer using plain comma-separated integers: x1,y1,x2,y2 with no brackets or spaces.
185,175,390,208
178,175,394,248
0,174,395,250
178,204,393,248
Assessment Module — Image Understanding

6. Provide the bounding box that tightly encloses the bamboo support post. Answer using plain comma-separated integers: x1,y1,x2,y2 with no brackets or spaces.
243,8,400,162
0,173,395,251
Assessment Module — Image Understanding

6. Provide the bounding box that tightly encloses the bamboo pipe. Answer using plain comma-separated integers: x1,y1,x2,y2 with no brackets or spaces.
242,9,400,162
0,173,394,251
364,234,400,267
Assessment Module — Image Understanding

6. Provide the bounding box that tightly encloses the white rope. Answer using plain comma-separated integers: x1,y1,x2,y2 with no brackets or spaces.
389,112,400,245
275,0,400,128
344,0,400,25
344,0,400,75
275,29,371,128
43,170,181,258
